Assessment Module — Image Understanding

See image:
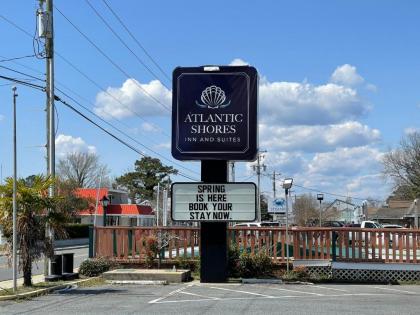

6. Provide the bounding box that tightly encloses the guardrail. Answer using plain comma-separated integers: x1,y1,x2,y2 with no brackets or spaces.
94,226,420,264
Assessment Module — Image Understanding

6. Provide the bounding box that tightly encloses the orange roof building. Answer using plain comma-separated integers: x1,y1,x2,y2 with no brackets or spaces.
76,188,155,227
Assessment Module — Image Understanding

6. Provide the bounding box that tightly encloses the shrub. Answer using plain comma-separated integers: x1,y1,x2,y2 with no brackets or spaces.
176,256,199,272
238,250,274,278
282,266,310,282
227,245,241,278
79,257,114,277
143,235,158,268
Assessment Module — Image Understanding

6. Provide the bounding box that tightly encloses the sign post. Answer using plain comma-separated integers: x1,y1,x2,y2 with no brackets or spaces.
172,65,258,283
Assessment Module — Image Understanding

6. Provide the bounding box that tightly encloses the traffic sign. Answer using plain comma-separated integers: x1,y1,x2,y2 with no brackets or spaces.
171,182,256,222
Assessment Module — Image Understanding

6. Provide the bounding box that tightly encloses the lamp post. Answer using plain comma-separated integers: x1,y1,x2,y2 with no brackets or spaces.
101,196,110,227
282,178,293,272
12,86,18,293
317,194,324,227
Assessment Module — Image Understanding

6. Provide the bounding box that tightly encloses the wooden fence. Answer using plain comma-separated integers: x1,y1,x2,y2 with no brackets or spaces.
94,226,420,264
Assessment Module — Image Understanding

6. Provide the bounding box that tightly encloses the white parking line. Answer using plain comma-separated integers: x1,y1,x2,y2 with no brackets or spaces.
180,291,220,300
149,284,194,304
310,285,348,292
372,286,417,295
205,285,276,298
262,286,324,296
150,293,386,304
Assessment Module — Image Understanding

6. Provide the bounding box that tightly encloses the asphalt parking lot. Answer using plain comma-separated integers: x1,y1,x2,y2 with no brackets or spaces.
1,282,420,315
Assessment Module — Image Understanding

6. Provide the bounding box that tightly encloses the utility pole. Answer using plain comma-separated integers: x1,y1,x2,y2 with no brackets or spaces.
253,150,266,222
272,171,280,222
38,0,55,276
12,86,18,293
229,162,235,182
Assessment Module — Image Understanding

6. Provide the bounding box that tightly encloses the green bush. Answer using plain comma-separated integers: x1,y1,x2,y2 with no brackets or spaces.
238,250,274,278
176,256,199,272
282,266,310,282
227,245,241,278
79,257,114,277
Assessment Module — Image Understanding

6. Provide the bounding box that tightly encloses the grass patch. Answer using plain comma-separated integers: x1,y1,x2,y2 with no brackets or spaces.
0,281,65,297
77,277,106,287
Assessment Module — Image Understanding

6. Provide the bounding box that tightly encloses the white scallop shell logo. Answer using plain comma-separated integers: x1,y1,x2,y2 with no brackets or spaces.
195,85,231,109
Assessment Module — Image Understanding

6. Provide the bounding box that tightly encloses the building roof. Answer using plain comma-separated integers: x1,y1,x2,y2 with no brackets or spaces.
370,207,409,220
78,204,154,216
76,188,153,216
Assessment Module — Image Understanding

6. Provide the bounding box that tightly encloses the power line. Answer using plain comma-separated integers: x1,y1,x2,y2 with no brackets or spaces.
55,52,170,138
0,75,45,91
55,95,197,181
54,5,171,113
85,0,170,90
0,15,169,139
0,65,45,82
0,62,198,177
101,0,171,82
55,87,200,178
0,54,36,63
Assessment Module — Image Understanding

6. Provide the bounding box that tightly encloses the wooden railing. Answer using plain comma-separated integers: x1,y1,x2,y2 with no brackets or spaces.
94,226,420,264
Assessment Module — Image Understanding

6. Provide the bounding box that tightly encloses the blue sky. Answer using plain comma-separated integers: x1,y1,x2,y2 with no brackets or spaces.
0,0,419,204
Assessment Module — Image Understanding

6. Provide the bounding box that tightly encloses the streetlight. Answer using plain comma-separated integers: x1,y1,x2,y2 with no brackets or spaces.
317,194,324,227
282,178,293,272
101,196,110,227
12,86,18,293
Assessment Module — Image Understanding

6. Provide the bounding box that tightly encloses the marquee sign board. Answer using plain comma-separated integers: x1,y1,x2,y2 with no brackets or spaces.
172,66,258,161
171,182,256,222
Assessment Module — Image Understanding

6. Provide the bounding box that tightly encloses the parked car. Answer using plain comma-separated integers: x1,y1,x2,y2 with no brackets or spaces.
322,221,345,228
382,224,405,229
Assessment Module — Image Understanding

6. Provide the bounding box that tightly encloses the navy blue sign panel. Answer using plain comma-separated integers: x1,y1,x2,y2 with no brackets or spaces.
172,66,258,161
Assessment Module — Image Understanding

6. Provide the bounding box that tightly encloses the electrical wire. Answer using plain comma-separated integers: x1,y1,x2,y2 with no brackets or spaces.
0,15,169,138
55,52,170,138
0,63,198,177
54,87,200,178
0,65,45,82
0,55,36,63
55,95,197,181
101,0,171,83
55,6,171,113
0,75,45,91
85,0,170,90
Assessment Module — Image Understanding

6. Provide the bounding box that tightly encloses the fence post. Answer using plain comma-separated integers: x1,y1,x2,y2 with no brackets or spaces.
88,226,94,258
332,230,337,262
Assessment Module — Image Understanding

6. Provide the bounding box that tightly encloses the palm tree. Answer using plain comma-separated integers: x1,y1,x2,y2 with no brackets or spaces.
0,175,68,286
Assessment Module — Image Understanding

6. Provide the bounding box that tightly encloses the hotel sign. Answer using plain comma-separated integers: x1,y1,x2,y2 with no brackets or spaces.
172,66,258,161
171,182,256,222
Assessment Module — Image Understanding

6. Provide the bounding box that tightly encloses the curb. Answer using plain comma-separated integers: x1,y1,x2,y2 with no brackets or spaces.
55,245,88,251
107,280,168,285
242,278,283,284
0,277,99,301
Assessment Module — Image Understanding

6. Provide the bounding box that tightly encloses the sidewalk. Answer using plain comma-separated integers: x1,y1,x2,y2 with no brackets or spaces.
0,273,47,290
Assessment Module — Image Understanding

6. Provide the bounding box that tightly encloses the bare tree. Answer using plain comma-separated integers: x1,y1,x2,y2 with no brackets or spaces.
293,194,319,226
383,131,420,199
57,152,110,188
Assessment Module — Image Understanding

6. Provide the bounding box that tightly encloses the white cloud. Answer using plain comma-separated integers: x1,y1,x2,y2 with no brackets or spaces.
154,142,171,150
259,80,369,125
229,58,250,66
94,79,171,119
330,64,364,86
141,122,161,133
306,146,383,176
404,127,419,135
55,134,96,158
260,121,380,153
